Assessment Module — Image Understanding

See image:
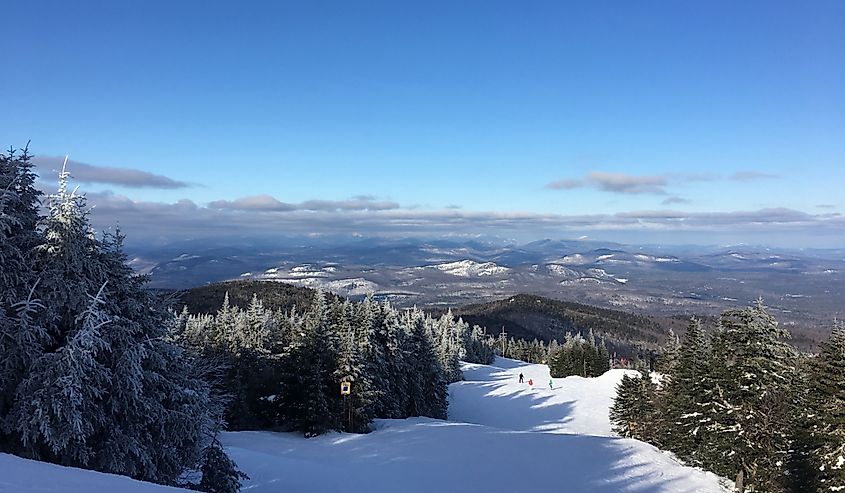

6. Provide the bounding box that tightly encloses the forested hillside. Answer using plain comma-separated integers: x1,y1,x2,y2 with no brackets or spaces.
178,280,323,314
455,294,668,355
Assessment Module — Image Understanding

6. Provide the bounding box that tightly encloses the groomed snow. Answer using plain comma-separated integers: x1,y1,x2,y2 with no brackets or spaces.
221,358,727,492
1,357,730,493
0,452,186,492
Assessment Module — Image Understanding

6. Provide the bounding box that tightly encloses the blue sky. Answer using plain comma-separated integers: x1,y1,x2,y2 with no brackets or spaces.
3,1,844,246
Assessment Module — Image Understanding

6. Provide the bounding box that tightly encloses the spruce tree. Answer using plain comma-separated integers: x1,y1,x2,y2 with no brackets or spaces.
404,312,447,419
656,328,681,375
11,283,111,465
663,318,712,466
801,325,845,491
704,300,798,491
278,291,340,437
333,301,375,432
610,370,656,441
0,146,44,431
196,438,248,493
4,166,241,489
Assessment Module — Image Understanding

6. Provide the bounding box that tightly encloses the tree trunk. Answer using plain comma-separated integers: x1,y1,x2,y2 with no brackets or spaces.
735,468,744,493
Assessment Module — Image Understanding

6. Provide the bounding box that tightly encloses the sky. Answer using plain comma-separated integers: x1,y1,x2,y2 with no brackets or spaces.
3,1,844,247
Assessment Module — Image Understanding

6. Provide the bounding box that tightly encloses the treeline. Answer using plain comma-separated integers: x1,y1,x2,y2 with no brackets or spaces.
609,302,845,493
456,293,666,349
498,329,611,378
178,280,324,315
0,147,245,492
173,293,497,435
548,331,611,378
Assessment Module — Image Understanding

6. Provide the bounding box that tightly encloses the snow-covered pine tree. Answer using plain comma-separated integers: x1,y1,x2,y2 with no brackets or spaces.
656,328,681,376
432,312,463,384
196,437,249,493
464,325,495,365
0,146,45,433
593,336,611,376
609,370,656,441
11,283,111,465
354,296,389,419
32,163,108,346
219,294,278,430
801,325,845,491
403,311,447,419
662,318,712,466
243,294,275,352
212,292,243,353
7,167,240,489
0,145,42,271
277,291,341,437
704,300,799,491
0,160,41,415
334,300,376,433
375,303,407,419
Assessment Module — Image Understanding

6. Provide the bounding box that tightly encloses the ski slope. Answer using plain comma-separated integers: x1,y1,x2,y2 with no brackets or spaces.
1,357,729,492
0,452,185,492
222,357,728,493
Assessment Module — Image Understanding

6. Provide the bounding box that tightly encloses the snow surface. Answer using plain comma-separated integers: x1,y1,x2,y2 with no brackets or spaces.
1,357,729,493
545,263,580,277
0,452,185,492
222,358,727,493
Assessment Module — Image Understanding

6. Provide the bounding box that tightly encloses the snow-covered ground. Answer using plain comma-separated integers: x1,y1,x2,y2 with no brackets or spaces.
1,357,729,493
0,452,185,492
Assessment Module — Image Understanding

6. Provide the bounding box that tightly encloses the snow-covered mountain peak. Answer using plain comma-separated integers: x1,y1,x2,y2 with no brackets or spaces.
430,260,510,277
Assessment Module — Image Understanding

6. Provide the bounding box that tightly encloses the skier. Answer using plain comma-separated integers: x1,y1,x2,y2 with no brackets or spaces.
549,379,553,390
528,378,533,387
519,373,524,383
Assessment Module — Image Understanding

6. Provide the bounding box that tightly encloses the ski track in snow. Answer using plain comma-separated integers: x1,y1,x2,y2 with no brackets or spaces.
1,357,730,493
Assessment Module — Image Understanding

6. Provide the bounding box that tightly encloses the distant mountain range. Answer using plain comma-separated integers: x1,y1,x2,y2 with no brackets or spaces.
134,236,845,344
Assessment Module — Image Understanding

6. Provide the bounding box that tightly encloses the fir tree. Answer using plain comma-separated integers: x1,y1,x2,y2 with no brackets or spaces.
11,283,112,465
404,312,447,419
278,291,340,437
0,145,45,430
663,318,712,466
195,438,249,493
334,300,376,433
3,165,241,489
704,300,798,491
801,325,845,491
609,370,656,441
656,328,681,376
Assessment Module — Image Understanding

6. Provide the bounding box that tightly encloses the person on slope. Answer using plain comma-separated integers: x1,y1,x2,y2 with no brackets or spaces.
519,373,524,383
549,379,554,390
528,378,533,387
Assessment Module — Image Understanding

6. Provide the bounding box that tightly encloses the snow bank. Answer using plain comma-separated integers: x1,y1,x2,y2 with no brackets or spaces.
0,453,188,492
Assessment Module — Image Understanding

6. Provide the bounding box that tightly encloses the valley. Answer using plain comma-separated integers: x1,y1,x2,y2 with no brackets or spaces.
140,238,845,346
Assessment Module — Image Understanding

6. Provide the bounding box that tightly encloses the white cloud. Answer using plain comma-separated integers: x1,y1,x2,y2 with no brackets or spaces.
34,156,190,189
